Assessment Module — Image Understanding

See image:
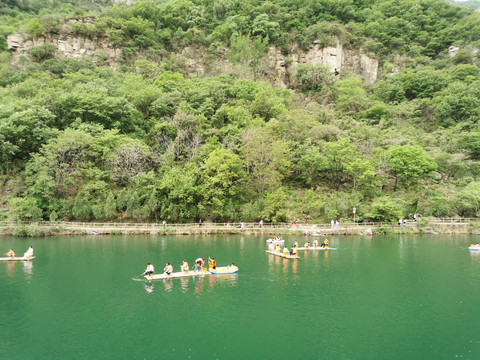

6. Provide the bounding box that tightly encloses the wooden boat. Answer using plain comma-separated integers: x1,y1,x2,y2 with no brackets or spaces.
296,247,337,250
0,256,35,262
209,266,238,275
145,269,210,281
265,250,299,259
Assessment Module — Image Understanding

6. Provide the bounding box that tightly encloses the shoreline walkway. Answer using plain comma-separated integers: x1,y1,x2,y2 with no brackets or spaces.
0,218,476,236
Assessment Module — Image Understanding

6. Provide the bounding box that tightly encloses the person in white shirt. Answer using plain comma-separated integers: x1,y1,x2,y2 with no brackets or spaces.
164,262,173,275
24,246,34,258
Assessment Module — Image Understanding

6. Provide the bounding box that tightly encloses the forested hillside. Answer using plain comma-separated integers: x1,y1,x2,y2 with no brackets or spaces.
2,0,480,224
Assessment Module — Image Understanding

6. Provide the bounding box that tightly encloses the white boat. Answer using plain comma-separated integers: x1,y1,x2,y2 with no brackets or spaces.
266,238,285,244
209,266,239,274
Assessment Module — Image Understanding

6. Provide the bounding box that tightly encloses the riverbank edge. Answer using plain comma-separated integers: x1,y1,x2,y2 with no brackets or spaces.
1,222,480,237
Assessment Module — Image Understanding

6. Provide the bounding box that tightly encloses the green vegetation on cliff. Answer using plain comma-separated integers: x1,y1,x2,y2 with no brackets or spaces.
2,0,480,223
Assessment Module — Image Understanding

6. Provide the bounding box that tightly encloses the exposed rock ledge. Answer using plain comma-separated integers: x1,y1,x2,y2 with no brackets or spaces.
270,41,379,86
7,26,378,83
7,31,121,70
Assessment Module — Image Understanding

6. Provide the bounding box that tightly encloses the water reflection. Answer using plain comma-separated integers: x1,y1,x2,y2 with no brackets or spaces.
469,249,480,260
144,283,154,295
6,262,16,276
143,274,238,295
23,261,33,276
164,279,173,292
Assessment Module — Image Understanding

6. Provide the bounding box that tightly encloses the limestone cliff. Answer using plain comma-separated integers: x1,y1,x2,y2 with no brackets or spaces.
269,41,379,86
7,18,379,84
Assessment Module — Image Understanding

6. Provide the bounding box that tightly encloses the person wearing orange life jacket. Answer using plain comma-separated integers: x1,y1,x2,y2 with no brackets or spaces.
6,249,15,257
321,239,329,248
180,259,189,272
208,257,216,270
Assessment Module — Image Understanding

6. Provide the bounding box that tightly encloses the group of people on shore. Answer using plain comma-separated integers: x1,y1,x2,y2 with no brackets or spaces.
5,246,34,258
142,257,223,276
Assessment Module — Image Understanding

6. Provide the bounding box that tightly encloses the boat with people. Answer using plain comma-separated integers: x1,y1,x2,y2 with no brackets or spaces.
468,243,480,251
0,256,35,261
145,269,211,281
209,265,239,274
265,250,299,259
266,237,285,244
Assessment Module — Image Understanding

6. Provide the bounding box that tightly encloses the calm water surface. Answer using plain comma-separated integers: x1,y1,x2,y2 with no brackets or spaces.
1,234,479,359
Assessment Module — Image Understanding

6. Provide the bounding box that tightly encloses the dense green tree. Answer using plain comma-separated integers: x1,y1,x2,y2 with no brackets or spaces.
386,145,437,189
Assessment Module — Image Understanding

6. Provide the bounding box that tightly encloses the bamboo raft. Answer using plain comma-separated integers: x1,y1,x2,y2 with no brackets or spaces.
0,256,35,262
265,250,299,259
296,247,336,250
145,270,210,281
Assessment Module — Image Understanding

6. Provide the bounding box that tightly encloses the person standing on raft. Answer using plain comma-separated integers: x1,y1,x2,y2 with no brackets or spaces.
164,262,173,275
194,258,203,272
144,263,154,276
321,239,329,248
312,239,318,247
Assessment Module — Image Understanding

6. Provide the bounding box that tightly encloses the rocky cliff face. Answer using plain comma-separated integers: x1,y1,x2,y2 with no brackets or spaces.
7,18,121,69
269,41,379,86
7,19,379,84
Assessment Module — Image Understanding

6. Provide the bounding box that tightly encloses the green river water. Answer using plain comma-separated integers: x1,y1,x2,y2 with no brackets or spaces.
1,234,480,360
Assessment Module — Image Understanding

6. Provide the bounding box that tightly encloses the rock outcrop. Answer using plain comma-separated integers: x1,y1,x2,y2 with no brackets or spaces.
7,19,378,83
269,41,379,86
7,18,121,69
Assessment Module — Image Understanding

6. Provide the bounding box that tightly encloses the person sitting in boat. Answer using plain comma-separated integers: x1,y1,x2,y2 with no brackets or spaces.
321,239,329,248
227,263,238,271
180,259,189,272
24,246,34,258
304,241,310,248
164,262,173,275
6,249,15,257
313,240,318,247
144,263,154,276
283,246,289,255
293,241,298,248
208,257,216,270
291,247,298,256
